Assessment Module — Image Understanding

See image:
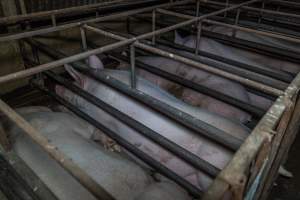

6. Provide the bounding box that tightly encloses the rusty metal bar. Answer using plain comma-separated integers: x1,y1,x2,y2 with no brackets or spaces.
0,98,114,200
203,70,300,199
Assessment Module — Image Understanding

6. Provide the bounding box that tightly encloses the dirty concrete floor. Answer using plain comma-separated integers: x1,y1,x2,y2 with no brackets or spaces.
268,133,300,200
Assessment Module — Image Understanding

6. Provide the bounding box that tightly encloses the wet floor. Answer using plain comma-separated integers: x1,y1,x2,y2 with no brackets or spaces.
268,133,300,200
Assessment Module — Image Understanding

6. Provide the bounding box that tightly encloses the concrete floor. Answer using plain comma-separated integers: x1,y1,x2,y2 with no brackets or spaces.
268,133,300,200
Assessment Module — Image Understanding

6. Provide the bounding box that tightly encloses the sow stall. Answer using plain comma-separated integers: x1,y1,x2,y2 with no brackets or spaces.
0,0,299,199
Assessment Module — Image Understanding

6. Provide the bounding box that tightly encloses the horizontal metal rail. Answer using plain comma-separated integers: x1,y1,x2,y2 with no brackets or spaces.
108,50,266,118
26,38,243,152
44,71,220,178
0,98,114,200
203,0,300,20
128,15,295,82
34,83,203,198
0,0,262,86
0,0,193,42
156,8,300,44
84,24,283,96
0,0,129,25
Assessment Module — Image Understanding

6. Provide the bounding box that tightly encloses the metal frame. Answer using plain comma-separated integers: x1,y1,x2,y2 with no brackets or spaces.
0,0,299,199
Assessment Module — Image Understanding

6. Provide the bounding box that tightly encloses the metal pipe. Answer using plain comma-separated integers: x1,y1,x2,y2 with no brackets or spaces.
34,83,203,198
80,26,88,50
0,0,133,25
203,0,300,20
0,0,260,85
156,8,300,44
140,40,288,90
45,70,220,177
130,44,136,89
195,20,202,55
0,0,193,42
85,24,283,96
152,9,156,45
129,16,294,82
26,38,244,151
134,14,300,65
108,51,266,118
0,98,114,200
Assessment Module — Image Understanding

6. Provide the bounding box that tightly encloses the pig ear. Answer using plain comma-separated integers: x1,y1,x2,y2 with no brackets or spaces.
174,31,185,45
86,55,104,70
64,64,85,87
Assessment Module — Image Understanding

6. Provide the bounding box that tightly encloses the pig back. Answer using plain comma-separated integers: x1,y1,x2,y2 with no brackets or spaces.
7,110,152,200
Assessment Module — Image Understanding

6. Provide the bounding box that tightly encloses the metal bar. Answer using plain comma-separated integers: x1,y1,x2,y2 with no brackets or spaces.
0,98,114,200
45,70,220,178
140,14,300,64
152,9,156,45
0,36,138,84
232,8,240,37
34,83,203,198
195,20,202,55
51,14,56,27
0,0,193,42
0,0,129,25
108,51,266,118
26,38,243,152
129,16,294,83
204,0,300,20
204,70,300,199
130,44,136,89
84,24,282,96
156,8,300,44
80,26,88,50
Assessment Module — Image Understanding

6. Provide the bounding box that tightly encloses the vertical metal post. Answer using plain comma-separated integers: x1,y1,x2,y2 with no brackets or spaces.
258,0,265,24
80,26,88,51
224,0,229,17
196,0,200,17
126,17,131,33
195,20,202,55
130,44,136,89
232,8,240,37
152,9,156,45
195,0,200,29
51,14,57,26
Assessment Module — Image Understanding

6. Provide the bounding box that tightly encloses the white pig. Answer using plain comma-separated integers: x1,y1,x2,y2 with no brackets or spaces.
5,107,153,200
135,56,252,123
174,31,299,75
56,61,251,191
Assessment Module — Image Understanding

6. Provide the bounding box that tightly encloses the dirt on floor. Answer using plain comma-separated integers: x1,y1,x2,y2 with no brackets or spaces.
268,133,300,200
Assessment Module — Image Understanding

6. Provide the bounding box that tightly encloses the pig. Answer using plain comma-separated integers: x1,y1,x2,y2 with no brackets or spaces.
56,60,251,191
174,31,299,75
134,56,253,124
4,107,154,200
205,25,300,54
